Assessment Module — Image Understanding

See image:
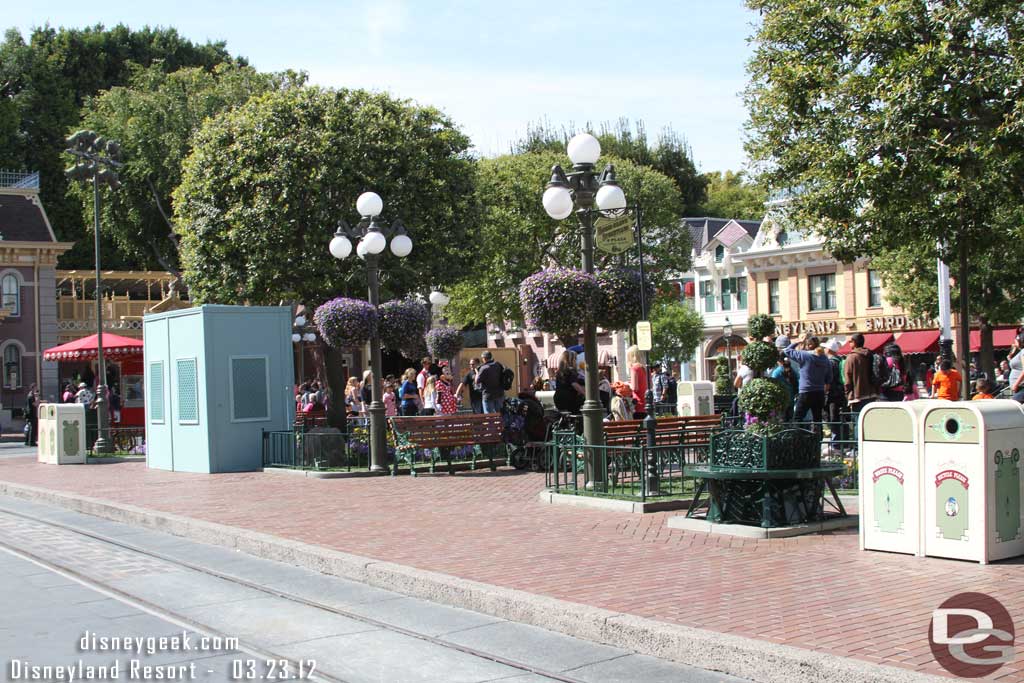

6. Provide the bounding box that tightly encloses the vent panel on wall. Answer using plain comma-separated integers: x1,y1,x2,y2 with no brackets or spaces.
176,358,199,424
149,361,164,423
231,356,270,421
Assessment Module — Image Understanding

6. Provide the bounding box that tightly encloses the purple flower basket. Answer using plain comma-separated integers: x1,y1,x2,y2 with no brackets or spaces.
314,297,378,349
425,326,464,360
519,267,600,335
594,267,655,331
379,298,431,354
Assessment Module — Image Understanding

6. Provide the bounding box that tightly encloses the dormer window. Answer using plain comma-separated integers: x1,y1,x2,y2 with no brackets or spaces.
714,245,725,262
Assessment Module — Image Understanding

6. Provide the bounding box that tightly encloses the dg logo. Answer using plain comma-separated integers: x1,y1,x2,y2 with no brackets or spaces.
929,592,1015,678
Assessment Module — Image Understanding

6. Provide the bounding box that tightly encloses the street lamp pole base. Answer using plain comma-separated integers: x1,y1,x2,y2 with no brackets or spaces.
367,401,388,474
93,385,112,454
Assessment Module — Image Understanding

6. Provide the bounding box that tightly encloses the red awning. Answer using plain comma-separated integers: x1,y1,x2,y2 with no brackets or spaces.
43,333,143,362
894,330,940,354
970,327,1019,352
838,332,894,355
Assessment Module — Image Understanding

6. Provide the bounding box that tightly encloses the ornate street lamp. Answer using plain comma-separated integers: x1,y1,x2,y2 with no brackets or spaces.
428,290,450,327
723,317,734,378
542,133,628,453
292,314,317,385
64,130,122,454
329,192,413,474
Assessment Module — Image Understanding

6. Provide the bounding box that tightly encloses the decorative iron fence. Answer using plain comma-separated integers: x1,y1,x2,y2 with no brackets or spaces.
86,426,146,455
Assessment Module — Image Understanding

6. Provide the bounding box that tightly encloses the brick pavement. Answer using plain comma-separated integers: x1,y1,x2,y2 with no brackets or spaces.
0,457,1021,680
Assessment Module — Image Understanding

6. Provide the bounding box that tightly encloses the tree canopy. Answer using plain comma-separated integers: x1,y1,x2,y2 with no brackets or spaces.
0,24,241,267
650,299,705,363
695,170,767,220
173,86,479,307
442,151,685,328
74,62,302,273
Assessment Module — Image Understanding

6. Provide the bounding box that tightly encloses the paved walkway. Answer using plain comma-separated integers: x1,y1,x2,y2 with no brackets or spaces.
0,457,1020,681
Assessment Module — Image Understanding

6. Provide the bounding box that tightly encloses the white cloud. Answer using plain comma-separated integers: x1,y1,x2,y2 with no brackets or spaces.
364,0,410,57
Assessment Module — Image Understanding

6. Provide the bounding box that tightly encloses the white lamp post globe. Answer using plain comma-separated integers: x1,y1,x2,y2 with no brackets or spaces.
390,233,413,258
429,291,450,306
356,191,383,217
291,333,301,343
542,186,574,220
294,315,306,327
356,239,368,259
567,133,601,165
303,332,317,343
363,230,387,255
596,184,627,211
329,235,352,260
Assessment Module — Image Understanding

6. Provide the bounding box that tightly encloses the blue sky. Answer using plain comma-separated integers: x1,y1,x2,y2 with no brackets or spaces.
9,1,758,171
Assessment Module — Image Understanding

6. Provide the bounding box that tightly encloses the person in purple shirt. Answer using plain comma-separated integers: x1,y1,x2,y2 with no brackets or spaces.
783,333,832,426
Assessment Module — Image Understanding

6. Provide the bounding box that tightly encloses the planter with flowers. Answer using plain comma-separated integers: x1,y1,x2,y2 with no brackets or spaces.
314,297,378,349
425,326,464,367
594,267,654,332
519,267,601,339
379,298,431,358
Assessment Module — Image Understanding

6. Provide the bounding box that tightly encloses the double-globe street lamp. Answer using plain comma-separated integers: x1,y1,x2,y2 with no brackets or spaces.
65,130,122,454
329,192,413,474
542,133,627,453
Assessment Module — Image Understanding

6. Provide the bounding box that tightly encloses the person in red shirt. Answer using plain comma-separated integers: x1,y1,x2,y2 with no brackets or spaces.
972,378,995,400
931,359,963,401
626,345,648,418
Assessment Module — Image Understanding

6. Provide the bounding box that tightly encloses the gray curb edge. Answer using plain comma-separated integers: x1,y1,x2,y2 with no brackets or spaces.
0,480,942,683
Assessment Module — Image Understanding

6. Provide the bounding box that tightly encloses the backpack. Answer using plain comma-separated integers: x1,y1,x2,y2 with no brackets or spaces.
880,357,904,390
501,364,514,391
869,351,887,389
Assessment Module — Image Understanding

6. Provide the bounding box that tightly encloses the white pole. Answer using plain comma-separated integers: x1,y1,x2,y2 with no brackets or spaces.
937,256,952,341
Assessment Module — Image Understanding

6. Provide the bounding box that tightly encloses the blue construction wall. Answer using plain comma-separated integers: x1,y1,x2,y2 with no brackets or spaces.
143,305,292,473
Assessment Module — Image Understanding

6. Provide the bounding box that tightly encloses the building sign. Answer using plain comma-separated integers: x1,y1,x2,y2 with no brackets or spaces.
595,214,635,254
775,315,936,337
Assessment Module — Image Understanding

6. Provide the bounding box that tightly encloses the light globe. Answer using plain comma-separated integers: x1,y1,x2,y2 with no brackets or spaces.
596,184,627,211
542,186,574,220
303,332,317,342
291,333,301,343
429,291,450,306
329,235,352,259
363,230,387,255
567,133,601,165
294,315,306,327
356,191,383,217
390,234,413,258
356,239,368,259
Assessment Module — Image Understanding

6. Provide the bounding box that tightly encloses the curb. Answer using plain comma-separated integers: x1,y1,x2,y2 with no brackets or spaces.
667,514,859,538
538,490,691,514
0,479,943,683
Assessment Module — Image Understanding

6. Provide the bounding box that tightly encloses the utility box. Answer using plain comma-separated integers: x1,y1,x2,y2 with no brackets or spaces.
143,305,293,473
858,401,937,556
677,381,714,416
36,403,87,465
921,401,1024,564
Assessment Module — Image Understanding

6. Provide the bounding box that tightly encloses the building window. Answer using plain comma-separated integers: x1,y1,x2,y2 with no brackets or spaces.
700,280,715,313
720,278,732,311
809,273,837,311
3,344,21,389
737,278,748,309
1,274,19,316
868,269,882,307
714,244,725,262
768,279,780,314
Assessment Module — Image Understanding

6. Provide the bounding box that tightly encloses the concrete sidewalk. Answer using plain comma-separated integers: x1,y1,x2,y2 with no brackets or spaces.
0,456,1017,681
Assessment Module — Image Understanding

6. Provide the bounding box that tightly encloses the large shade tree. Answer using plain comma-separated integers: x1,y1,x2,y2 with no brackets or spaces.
745,0,1024,397
73,63,302,273
442,151,685,328
0,24,239,267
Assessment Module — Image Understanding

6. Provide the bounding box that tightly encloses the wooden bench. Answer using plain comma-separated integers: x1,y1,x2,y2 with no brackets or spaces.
295,408,328,430
603,414,723,447
390,413,504,475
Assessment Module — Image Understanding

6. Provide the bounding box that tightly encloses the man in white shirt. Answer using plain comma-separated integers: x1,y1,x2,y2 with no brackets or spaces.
416,356,433,410
734,362,754,390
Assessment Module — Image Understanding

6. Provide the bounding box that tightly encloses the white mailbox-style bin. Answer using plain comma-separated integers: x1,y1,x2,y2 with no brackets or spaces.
858,401,937,556
36,403,87,465
678,381,714,417
921,401,1024,564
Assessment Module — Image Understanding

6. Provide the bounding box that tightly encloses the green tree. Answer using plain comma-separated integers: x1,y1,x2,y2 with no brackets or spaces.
0,24,239,267
174,86,478,308
696,170,767,220
649,300,705,364
442,151,685,328
714,355,732,396
744,0,1024,396
74,63,302,272
513,118,708,213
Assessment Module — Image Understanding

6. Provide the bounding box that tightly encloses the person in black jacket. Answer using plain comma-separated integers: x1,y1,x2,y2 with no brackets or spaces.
24,384,38,446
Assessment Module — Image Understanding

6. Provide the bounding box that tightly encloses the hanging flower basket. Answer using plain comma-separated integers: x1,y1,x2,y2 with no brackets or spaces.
379,298,430,353
519,267,600,335
314,297,377,349
594,267,655,331
425,326,464,360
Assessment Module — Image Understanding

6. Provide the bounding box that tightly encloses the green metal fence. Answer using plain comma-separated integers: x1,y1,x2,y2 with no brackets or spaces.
261,428,371,471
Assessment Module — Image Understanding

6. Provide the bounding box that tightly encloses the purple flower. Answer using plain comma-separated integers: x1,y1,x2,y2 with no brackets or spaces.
379,299,430,354
519,267,601,335
314,297,378,348
425,326,464,360
594,267,655,331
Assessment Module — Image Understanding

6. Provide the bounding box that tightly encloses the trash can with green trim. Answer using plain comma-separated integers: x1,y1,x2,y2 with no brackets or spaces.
921,401,1024,564
36,403,86,465
677,381,714,417
859,401,937,556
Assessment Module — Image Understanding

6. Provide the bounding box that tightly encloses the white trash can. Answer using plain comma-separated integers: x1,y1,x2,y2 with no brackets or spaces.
677,381,714,417
921,401,1024,564
858,401,939,556
35,403,86,465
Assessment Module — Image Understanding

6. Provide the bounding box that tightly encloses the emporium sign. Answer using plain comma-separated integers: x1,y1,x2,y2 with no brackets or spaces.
775,315,936,337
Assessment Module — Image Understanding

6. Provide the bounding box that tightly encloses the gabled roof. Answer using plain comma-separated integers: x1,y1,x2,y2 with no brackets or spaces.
682,217,762,252
0,190,58,242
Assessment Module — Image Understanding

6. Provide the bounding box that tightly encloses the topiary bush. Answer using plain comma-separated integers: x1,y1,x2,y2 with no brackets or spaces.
741,340,778,375
314,297,378,349
519,267,601,335
738,377,789,420
714,355,732,396
748,313,776,341
594,267,655,331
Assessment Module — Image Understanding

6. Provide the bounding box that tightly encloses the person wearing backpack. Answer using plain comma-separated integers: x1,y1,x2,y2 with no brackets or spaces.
475,350,506,414
844,333,879,414
880,343,910,402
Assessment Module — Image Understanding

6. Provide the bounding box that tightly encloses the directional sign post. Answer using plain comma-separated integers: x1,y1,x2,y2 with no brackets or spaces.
595,213,635,254
636,320,653,351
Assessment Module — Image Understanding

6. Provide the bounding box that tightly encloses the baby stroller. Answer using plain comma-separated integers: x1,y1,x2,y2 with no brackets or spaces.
502,396,547,470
